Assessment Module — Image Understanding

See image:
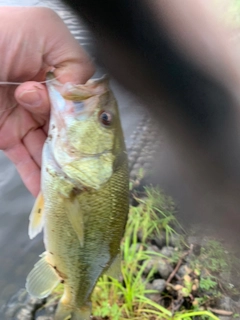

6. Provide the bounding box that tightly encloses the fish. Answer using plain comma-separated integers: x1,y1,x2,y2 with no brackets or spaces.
26,72,129,320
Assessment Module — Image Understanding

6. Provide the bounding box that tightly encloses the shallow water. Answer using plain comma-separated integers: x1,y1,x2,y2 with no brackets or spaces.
0,0,144,316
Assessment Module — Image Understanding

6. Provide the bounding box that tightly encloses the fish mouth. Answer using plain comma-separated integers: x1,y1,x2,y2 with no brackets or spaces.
52,147,112,169
46,72,103,120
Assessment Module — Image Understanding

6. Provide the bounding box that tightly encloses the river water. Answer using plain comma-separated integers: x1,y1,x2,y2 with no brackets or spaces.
0,0,145,316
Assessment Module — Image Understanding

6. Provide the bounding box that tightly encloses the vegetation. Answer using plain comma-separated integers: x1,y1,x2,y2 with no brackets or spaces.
91,186,221,320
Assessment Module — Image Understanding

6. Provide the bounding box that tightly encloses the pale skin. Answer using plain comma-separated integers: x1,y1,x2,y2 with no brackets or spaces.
0,7,95,197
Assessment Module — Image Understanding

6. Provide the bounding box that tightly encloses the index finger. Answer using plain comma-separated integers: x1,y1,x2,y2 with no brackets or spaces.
38,8,95,83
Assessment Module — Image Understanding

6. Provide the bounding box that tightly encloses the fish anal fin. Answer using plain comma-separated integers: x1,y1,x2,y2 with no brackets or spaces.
65,198,84,247
105,253,122,279
28,192,44,239
26,252,60,299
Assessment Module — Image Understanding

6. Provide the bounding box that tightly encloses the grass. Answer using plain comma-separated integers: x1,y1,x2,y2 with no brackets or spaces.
91,186,222,320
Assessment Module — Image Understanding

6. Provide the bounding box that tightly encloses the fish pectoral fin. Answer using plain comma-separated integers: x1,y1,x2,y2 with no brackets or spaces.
105,253,122,279
26,252,60,299
65,198,84,247
28,192,44,239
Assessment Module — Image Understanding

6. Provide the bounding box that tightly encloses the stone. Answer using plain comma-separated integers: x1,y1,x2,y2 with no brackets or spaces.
152,279,166,293
156,258,173,279
168,234,179,247
161,246,175,257
152,233,166,249
144,258,158,275
177,265,189,278
145,293,160,303
16,308,32,320
216,296,233,311
28,296,44,307
147,245,161,254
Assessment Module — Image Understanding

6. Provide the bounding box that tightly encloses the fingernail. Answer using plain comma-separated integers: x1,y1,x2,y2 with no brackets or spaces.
18,90,41,107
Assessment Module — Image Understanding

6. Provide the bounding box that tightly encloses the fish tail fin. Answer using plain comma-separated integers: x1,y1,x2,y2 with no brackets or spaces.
71,308,91,320
55,299,91,320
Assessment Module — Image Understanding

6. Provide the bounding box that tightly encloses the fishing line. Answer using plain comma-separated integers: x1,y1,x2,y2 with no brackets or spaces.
0,76,61,86
0,75,62,113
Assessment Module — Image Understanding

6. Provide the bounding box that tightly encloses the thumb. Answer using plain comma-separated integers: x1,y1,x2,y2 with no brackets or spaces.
52,57,95,84
15,82,50,115
40,9,95,84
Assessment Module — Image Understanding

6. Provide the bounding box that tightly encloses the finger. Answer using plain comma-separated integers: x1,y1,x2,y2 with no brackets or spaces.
22,127,47,167
4,142,41,197
39,8,95,84
15,82,50,116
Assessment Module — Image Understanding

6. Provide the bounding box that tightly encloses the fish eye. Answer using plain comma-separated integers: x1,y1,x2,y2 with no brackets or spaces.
99,111,112,126
73,101,84,112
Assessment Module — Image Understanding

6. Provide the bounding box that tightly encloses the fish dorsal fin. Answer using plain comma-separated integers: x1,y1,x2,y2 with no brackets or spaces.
28,192,44,239
65,197,84,247
105,253,122,279
26,252,60,299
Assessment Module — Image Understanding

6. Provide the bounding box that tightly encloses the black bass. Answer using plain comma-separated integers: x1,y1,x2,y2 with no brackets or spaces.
26,73,129,320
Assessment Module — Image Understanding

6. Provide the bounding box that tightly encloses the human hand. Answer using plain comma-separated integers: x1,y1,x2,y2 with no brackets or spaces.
0,7,95,197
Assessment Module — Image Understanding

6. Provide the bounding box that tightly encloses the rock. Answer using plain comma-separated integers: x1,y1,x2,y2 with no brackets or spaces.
161,246,175,257
36,317,53,320
156,258,173,280
130,169,140,179
132,163,141,171
216,296,233,311
147,245,161,254
3,289,45,320
28,296,43,308
177,265,189,278
152,279,166,293
137,156,145,164
143,162,152,170
152,233,166,249
145,293,160,303
144,258,158,275
218,316,233,320
168,234,179,247
16,308,32,320
192,244,201,256
144,256,173,279
145,282,153,290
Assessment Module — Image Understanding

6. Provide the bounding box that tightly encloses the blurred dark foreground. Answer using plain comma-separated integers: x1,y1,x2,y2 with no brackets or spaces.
62,0,240,246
